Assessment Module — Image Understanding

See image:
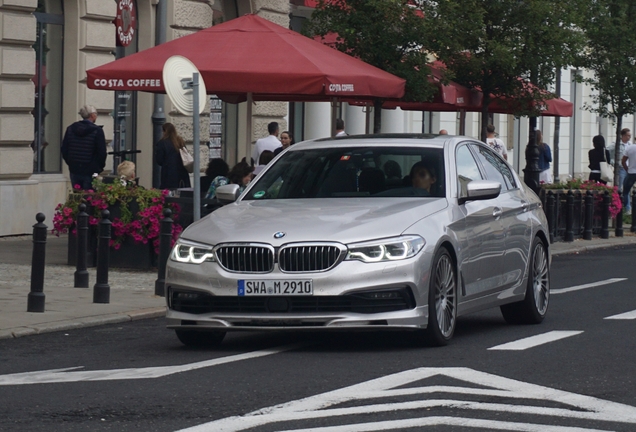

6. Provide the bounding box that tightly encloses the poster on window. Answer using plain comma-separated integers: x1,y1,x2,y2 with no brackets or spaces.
208,96,222,159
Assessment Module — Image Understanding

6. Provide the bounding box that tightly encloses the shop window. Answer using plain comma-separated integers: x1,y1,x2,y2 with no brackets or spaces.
33,1,64,173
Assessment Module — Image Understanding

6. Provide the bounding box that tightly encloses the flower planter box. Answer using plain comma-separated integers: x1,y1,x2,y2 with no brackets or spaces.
109,236,157,270
57,179,180,270
67,230,157,270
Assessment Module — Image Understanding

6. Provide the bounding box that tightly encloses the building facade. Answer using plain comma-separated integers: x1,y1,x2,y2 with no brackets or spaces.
0,0,630,236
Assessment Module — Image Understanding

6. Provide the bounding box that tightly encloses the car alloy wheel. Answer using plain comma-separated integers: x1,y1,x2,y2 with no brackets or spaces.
531,239,550,316
425,247,457,346
500,237,549,324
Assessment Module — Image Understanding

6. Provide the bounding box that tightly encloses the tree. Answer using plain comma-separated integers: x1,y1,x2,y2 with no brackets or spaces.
303,0,436,133
579,0,636,186
420,0,585,192
421,0,585,142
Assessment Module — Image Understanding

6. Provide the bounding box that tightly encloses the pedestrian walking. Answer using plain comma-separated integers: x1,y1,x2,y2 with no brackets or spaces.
588,135,611,185
608,128,632,212
621,142,636,214
274,131,294,156
155,122,191,189
485,124,508,160
61,105,107,190
252,122,281,165
536,130,553,184
335,118,347,137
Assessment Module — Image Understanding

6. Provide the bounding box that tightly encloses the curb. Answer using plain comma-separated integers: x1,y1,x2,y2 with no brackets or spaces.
551,239,636,256
0,307,166,340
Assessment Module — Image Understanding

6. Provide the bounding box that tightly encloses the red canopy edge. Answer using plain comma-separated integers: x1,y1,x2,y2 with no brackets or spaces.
87,14,405,102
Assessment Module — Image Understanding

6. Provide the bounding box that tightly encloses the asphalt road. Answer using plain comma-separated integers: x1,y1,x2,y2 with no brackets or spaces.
1,246,635,431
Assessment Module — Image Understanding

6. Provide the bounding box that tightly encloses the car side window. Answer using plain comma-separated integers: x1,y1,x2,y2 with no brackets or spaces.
470,144,515,190
456,144,483,197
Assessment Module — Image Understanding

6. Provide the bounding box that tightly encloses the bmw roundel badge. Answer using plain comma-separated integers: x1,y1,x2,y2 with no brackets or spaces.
273,231,286,239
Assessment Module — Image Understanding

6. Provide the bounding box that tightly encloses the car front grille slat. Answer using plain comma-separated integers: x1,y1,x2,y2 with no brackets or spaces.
216,245,274,273
279,244,343,272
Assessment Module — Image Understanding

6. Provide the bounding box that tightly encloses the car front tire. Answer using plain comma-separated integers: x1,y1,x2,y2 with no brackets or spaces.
424,247,457,346
500,236,550,324
175,329,226,347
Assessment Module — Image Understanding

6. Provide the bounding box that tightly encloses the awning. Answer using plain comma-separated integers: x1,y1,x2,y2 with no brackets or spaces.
86,14,405,103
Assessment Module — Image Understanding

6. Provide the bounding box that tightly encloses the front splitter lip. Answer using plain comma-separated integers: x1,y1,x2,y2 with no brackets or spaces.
166,306,428,331
167,324,423,332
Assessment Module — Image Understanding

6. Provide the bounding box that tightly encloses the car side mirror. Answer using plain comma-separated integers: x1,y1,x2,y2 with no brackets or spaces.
459,180,501,204
215,184,241,203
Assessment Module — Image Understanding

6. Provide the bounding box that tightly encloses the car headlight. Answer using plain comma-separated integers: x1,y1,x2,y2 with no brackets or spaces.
345,235,425,263
170,240,216,264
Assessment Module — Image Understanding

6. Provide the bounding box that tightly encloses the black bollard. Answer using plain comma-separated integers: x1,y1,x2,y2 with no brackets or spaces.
632,190,636,233
155,208,173,297
546,191,555,243
27,213,47,313
601,191,610,239
583,191,593,240
93,210,111,304
74,203,89,288
616,206,624,238
564,190,574,242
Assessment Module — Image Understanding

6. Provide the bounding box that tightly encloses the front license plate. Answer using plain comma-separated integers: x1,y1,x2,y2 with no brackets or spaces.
238,280,313,296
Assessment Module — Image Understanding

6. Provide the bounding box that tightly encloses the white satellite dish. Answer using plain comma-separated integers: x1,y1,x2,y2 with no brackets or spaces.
162,55,207,116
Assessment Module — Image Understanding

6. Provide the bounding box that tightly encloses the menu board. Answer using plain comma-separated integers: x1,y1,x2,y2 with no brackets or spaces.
208,96,222,159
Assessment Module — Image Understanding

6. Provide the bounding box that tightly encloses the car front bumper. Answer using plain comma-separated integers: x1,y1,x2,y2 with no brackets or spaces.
165,252,432,331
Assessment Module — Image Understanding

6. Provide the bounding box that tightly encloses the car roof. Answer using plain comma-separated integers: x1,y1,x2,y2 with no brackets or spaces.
291,133,468,150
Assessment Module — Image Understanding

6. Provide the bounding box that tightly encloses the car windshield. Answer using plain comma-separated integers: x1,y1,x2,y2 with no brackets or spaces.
243,146,445,200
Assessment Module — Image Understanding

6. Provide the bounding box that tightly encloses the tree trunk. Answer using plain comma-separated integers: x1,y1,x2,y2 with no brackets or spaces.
614,117,623,187
524,117,541,195
373,99,382,133
480,103,489,142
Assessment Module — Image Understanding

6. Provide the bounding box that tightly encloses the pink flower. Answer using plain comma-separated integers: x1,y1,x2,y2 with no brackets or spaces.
74,184,81,189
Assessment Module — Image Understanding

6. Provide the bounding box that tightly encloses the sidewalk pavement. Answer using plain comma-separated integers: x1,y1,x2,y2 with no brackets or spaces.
1,231,636,340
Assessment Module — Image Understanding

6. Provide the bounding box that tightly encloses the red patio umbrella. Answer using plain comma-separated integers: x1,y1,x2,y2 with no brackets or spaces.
86,14,405,103
345,62,481,121
484,94,573,117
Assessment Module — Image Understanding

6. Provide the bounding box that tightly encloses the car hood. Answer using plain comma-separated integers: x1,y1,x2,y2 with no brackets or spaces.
181,198,447,246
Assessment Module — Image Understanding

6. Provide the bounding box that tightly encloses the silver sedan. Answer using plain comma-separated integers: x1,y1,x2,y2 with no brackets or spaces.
165,134,550,346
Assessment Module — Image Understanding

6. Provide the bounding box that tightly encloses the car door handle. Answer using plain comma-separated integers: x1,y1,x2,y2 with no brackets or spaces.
520,200,529,212
493,207,502,218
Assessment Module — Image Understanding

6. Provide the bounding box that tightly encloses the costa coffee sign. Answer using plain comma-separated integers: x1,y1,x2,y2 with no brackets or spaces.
115,0,136,47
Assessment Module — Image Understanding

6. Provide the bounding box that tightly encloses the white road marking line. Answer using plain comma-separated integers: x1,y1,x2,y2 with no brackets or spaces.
280,417,611,432
177,367,636,432
605,309,636,320
552,278,627,294
0,343,307,386
487,331,583,351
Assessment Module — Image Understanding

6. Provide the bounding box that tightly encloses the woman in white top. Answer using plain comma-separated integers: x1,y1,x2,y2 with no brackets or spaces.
486,124,508,160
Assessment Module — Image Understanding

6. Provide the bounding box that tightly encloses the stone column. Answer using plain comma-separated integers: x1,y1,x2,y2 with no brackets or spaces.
344,103,366,135
304,102,331,140
380,108,405,133
0,3,37,181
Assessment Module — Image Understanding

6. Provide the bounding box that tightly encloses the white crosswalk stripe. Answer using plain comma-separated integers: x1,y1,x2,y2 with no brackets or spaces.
605,309,636,320
551,278,627,294
176,367,636,432
488,331,583,351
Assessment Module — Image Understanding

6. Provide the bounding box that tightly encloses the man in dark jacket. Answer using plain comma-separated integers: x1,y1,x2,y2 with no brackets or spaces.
61,105,107,190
